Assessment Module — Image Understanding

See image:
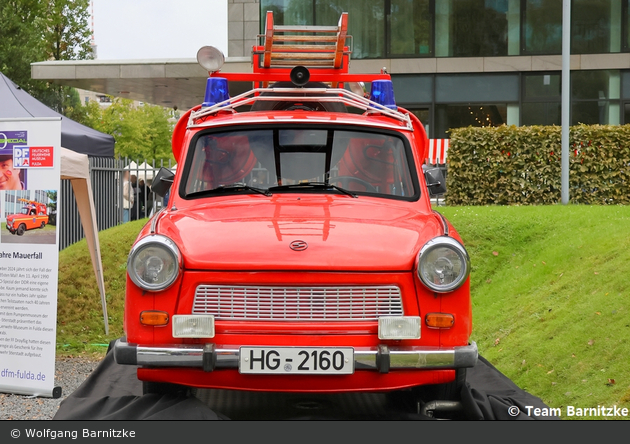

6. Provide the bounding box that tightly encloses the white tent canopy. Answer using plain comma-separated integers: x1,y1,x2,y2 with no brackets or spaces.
124,161,177,182
61,148,108,334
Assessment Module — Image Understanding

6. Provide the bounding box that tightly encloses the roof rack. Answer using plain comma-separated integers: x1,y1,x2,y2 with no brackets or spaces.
190,12,412,130
189,86,413,130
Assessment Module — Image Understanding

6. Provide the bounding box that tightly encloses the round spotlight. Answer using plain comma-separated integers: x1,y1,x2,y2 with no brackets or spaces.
197,46,225,73
348,82,365,96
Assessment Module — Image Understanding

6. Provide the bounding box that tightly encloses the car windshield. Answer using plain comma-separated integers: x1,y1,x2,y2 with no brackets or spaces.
20,207,30,215
183,127,417,200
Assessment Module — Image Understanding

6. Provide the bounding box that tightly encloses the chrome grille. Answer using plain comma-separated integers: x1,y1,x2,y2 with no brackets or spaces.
192,285,404,321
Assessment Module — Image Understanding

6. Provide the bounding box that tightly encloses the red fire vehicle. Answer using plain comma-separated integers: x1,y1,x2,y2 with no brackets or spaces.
114,12,477,413
6,198,49,235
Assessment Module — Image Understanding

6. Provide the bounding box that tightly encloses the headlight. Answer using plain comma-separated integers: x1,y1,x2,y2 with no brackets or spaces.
417,236,470,293
127,235,181,291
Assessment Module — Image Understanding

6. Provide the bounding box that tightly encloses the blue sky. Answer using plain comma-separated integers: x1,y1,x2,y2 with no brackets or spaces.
92,0,228,60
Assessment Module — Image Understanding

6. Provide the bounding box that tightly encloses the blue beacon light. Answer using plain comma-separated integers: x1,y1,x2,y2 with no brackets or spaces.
202,77,230,108
369,80,397,110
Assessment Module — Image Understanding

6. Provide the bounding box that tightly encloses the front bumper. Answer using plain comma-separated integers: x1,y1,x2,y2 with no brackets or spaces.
113,339,478,373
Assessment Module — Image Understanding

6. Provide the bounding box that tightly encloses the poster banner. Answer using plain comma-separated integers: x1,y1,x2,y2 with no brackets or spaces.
0,118,61,397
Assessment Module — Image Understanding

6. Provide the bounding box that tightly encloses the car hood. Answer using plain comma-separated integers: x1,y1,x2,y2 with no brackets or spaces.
157,196,444,271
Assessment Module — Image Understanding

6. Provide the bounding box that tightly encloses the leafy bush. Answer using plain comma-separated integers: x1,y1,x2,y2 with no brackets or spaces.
447,124,630,205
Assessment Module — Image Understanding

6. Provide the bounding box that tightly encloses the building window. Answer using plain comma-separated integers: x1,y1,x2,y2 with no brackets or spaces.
435,104,508,138
522,71,621,125
409,108,431,137
389,0,433,56
572,0,621,54
572,70,620,124
522,0,562,55
315,0,385,59
262,0,313,26
522,73,562,126
435,0,517,57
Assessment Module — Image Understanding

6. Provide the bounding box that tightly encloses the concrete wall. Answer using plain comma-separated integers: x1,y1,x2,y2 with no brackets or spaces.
228,0,260,57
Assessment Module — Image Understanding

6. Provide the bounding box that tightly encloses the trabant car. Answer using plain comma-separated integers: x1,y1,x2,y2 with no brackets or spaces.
6,199,48,235
114,12,477,414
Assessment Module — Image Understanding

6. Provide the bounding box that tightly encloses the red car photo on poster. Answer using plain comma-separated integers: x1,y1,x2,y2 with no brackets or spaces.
113,12,477,412
6,198,49,235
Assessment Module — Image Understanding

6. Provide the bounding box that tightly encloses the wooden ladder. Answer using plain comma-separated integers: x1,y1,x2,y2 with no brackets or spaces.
261,11,348,69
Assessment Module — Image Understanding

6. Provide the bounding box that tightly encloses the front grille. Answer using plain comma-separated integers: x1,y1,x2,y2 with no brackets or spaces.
192,285,404,321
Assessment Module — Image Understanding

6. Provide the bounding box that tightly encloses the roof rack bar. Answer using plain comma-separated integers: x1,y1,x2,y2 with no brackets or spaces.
189,87,413,130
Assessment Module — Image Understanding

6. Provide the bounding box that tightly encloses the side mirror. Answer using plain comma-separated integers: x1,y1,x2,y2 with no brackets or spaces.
423,167,447,197
151,167,175,198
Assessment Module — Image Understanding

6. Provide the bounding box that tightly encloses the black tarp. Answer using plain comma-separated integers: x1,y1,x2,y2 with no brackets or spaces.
0,72,114,157
52,340,553,421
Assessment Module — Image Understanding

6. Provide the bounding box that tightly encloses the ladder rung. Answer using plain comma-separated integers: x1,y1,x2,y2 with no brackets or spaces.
273,35,339,43
269,60,335,67
271,44,337,51
274,25,339,33
271,52,335,60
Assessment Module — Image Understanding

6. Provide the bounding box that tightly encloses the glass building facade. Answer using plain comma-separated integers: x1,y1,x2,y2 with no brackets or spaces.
262,0,626,58
260,0,630,137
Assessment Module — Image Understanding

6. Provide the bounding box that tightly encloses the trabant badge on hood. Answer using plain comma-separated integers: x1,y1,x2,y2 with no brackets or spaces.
289,240,308,251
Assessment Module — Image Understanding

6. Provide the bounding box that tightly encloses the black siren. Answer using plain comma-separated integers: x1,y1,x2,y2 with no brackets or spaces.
290,66,310,87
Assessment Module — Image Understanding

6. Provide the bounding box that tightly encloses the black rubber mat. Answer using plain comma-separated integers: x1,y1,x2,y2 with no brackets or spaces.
53,340,552,420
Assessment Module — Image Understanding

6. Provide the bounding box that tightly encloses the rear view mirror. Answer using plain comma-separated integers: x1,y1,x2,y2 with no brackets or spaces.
424,167,446,197
151,167,175,197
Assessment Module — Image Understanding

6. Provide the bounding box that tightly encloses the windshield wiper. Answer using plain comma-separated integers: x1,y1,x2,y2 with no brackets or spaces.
268,181,357,198
187,183,272,198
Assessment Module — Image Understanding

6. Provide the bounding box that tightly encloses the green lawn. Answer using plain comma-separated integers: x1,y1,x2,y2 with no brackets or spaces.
55,205,630,416
437,204,630,416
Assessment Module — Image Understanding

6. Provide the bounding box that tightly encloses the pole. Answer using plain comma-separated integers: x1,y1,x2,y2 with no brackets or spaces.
561,0,570,204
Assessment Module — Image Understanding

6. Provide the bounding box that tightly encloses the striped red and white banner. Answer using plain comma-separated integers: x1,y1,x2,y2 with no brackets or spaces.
427,139,449,164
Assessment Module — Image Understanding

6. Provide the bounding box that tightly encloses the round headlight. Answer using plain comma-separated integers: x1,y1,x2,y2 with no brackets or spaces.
417,236,470,293
128,235,181,291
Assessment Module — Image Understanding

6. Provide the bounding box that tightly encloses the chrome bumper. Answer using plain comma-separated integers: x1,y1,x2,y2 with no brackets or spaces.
113,339,478,373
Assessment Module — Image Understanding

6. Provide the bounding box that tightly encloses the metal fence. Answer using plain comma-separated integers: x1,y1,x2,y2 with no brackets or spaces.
58,158,176,250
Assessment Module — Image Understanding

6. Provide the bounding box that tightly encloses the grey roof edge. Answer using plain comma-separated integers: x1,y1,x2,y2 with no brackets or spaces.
31,56,251,66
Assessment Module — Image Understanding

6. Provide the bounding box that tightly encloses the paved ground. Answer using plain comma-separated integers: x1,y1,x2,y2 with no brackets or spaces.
0,357,100,420
1,229,56,244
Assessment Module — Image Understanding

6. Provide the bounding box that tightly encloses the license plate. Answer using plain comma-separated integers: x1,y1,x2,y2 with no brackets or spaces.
239,347,354,374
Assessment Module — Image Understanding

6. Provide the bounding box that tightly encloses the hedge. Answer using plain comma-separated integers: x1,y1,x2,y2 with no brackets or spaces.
446,124,630,205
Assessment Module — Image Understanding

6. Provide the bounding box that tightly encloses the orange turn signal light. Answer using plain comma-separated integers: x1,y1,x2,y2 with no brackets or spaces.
425,313,454,329
140,311,169,326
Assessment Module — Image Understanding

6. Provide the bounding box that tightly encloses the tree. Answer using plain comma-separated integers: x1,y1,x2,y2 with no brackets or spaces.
0,0,46,94
46,190,57,225
45,0,93,61
67,98,175,162
140,105,173,161
0,0,92,113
